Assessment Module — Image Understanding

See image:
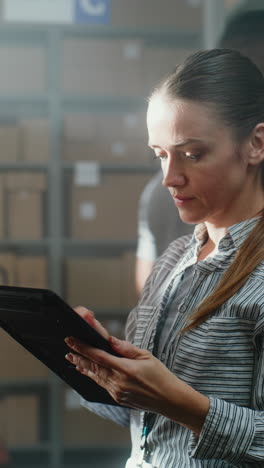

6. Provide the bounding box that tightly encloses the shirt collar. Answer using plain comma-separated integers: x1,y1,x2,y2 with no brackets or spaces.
193,216,260,252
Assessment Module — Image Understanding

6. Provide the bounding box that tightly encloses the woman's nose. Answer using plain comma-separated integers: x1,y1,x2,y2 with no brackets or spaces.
162,159,186,188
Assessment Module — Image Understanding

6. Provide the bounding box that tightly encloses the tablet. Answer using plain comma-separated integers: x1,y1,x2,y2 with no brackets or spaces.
0,285,122,406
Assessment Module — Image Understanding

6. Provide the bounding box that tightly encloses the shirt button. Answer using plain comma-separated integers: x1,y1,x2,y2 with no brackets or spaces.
180,304,186,312
222,239,230,247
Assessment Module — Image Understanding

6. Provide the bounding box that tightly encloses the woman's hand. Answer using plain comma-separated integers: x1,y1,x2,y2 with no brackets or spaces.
64,334,209,435
74,306,109,340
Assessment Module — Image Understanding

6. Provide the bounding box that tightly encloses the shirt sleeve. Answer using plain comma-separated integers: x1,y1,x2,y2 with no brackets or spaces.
188,323,264,465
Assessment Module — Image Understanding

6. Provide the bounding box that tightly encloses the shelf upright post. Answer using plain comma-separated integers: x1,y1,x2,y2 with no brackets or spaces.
47,26,64,468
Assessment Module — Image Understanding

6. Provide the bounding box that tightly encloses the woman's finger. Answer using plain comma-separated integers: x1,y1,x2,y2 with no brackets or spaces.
65,351,135,407
74,306,95,324
64,336,150,375
109,336,148,360
74,306,109,339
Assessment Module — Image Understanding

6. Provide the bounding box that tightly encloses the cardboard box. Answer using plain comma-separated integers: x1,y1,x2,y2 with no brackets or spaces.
5,173,46,191
16,256,48,289
4,395,39,445
65,256,122,309
0,253,47,288
64,141,150,165
0,46,46,95
63,66,143,97
0,175,5,239
111,0,203,29
121,250,138,309
143,46,194,95
5,173,46,240
20,118,50,163
70,173,151,240
63,112,150,164
63,38,143,96
0,328,49,379
63,405,130,445
7,191,44,239
63,38,143,67
0,400,7,442
64,112,147,142
0,253,16,285
65,251,139,311
0,125,19,162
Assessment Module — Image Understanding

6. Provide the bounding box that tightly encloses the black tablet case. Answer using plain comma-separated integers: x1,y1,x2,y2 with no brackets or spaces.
0,285,121,406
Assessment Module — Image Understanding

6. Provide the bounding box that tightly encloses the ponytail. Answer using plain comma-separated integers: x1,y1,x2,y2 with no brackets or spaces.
182,211,264,332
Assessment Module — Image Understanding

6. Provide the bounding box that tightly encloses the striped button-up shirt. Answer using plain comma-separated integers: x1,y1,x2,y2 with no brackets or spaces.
83,217,264,467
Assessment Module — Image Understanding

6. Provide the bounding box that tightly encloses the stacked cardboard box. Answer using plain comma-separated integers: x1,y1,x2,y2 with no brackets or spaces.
63,402,130,446
63,38,144,97
122,250,138,308
20,118,50,163
0,124,20,163
63,37,193,98
0,253,48,289
69,172,151,240
0,327,49,379
142,46,194,95
65,249,138,311
64,112,150,166
0,253,49,379
62,6,199,98
0,395,39,446
0,119,50,164
0,46,46,95
110,0,203,29
0,175,4,240
4,172,46,239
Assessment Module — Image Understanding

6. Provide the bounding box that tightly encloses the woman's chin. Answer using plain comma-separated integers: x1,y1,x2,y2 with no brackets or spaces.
178,210,202,225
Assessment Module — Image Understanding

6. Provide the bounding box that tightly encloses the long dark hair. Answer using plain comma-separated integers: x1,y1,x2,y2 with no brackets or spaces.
151,49,264,331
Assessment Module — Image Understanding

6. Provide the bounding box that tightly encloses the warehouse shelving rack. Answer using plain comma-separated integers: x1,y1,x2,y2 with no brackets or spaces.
0,0,229,465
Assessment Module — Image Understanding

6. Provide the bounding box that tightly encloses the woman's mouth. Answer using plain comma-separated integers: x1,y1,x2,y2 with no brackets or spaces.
173,195,195,206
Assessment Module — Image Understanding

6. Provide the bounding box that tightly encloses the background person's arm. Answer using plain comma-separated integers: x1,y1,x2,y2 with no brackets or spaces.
135,257,154,295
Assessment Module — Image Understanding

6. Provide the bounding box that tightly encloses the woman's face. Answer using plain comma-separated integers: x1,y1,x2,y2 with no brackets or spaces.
147,93,256,227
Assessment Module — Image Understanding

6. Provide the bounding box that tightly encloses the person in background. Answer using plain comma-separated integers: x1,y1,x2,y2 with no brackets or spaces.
218,3,264,74
65,47,264,466
135,170,193,294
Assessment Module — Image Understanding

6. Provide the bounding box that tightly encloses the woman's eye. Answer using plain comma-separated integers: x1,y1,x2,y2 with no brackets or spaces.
184,151,201,161
153,153,167,161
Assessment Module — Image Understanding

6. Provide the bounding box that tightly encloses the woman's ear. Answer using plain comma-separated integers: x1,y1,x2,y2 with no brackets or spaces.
248,123,264,166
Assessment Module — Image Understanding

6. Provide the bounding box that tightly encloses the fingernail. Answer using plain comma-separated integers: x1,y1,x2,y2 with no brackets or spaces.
65,353,74,362
65,337,74,346
109,336,118,345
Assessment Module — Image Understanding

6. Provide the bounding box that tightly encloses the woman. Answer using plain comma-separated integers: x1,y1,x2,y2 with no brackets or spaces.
65,49,264,467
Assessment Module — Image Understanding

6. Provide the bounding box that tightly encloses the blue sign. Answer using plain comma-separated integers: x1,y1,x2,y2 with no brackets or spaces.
74,0,111,24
